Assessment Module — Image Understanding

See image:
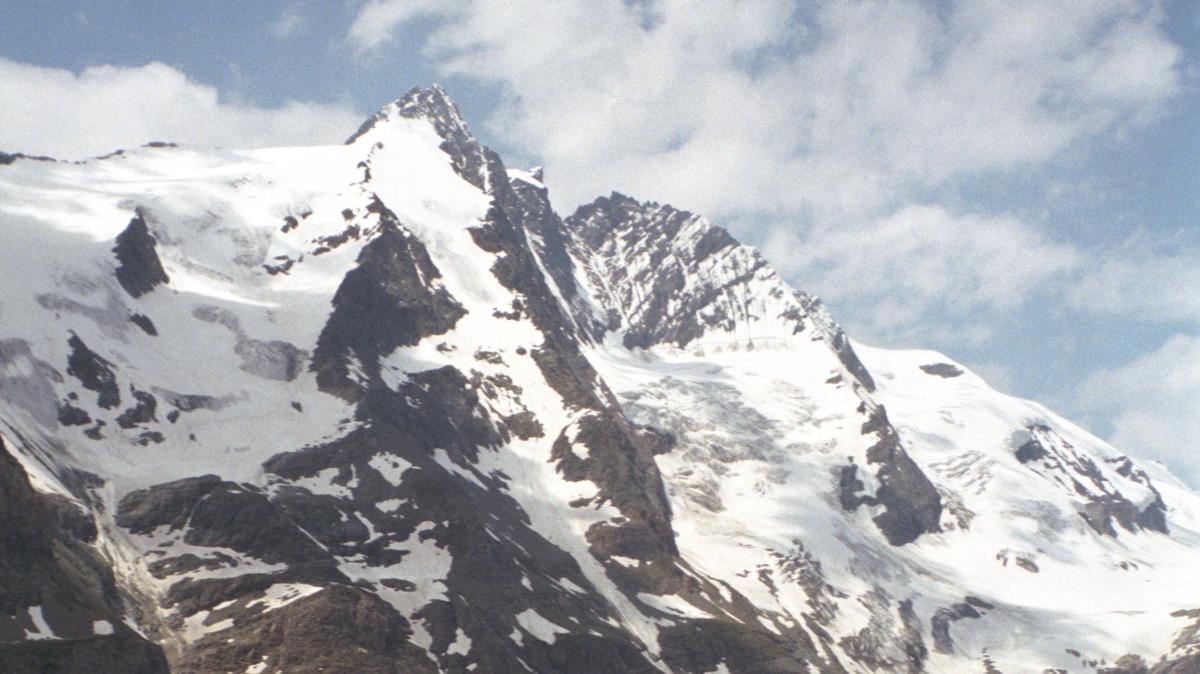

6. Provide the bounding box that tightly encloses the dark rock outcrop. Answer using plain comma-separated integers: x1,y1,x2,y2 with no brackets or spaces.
175,585,438,674
931,597,993,654
0,436,168,673
311,200,465,401
1017,426,1168,537
920,363,963,378
129,313,158,336
839,406,943,546
113,211,170,298
65,334,120,410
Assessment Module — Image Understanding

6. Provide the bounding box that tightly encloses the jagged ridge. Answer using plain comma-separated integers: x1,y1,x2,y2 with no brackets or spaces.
0,86,1195,674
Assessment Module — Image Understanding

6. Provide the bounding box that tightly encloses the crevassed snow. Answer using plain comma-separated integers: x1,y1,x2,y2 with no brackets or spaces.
586,318,1200,672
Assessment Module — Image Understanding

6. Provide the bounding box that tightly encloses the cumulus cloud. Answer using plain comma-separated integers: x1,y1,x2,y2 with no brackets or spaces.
0,59,361,160
348,0,1182,219
1076,334,1200,485
762,204,1081,344
341,0,1183,346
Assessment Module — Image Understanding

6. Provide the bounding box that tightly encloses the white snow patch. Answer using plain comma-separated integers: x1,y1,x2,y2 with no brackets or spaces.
182,610,234,642
92,619,114,636
558,577,586,594
433,448,486,489
246,583,323,613
376,498,404,513
514,608,569,644
447,628,472,656
368,453,414,486
23,606,58,640
291,467,353,499
637,593,713,621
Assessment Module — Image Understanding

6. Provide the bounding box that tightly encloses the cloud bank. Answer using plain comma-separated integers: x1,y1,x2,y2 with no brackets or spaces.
1077,334,1200,484
0,59,360,160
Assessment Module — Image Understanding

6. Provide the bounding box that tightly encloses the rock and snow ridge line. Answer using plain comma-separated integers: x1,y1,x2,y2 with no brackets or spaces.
0,85,1197,674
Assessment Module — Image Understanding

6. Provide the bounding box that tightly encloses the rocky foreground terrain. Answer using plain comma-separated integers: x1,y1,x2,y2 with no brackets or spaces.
0,87,1198,673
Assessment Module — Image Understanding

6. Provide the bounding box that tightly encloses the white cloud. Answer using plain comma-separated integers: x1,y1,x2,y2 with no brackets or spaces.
347,0,445,55
763,204,1081,345
343,0,1183,347
1068,241,1200,323
964,361,1017,395
270,3,307,39
1076,334,1200,485
351,0,1181,219
0,59,361,160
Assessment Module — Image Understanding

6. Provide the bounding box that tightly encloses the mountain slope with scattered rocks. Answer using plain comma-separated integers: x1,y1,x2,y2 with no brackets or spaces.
0,86,1197,674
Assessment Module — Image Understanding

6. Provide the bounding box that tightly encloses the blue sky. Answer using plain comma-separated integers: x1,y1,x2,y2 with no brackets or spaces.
2,0,1198,483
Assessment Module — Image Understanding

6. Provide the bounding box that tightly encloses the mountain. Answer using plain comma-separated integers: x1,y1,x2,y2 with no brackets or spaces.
0,86,1197,674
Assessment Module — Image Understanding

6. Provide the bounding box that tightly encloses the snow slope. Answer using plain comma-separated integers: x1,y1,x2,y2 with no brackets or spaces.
0,87,1197,674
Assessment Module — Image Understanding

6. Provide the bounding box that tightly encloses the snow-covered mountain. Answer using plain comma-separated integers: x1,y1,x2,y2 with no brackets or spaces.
0,86,1197,674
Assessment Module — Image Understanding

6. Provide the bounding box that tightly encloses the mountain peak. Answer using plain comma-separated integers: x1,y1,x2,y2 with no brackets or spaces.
346,84,473,146
3,77,1199,674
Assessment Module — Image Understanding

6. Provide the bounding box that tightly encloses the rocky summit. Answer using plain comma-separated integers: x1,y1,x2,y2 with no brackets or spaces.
0,86,1197,674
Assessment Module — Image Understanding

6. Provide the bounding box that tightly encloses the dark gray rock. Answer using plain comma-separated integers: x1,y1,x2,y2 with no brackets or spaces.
56,402,92,427
175,585,438,674
66,334,120,409
0,436,168,673
1017,426,1168,536
113,210,170,298
839,406,943,546
931,600,987,654
919,363,963,378
129,313,158,335
116,388,158,428
311,199,465,401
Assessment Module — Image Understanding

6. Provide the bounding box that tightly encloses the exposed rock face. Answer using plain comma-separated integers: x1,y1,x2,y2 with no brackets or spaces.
0,437,169,673
919,363,963,378
847,406,943,546
1016,425,1168,537
1105,609,1200,673
930,597,993,654
311,201,466,401
112,211,170,298
65,334,120,410
566,193,743,350
176,585,439,674
0,85,1197,674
